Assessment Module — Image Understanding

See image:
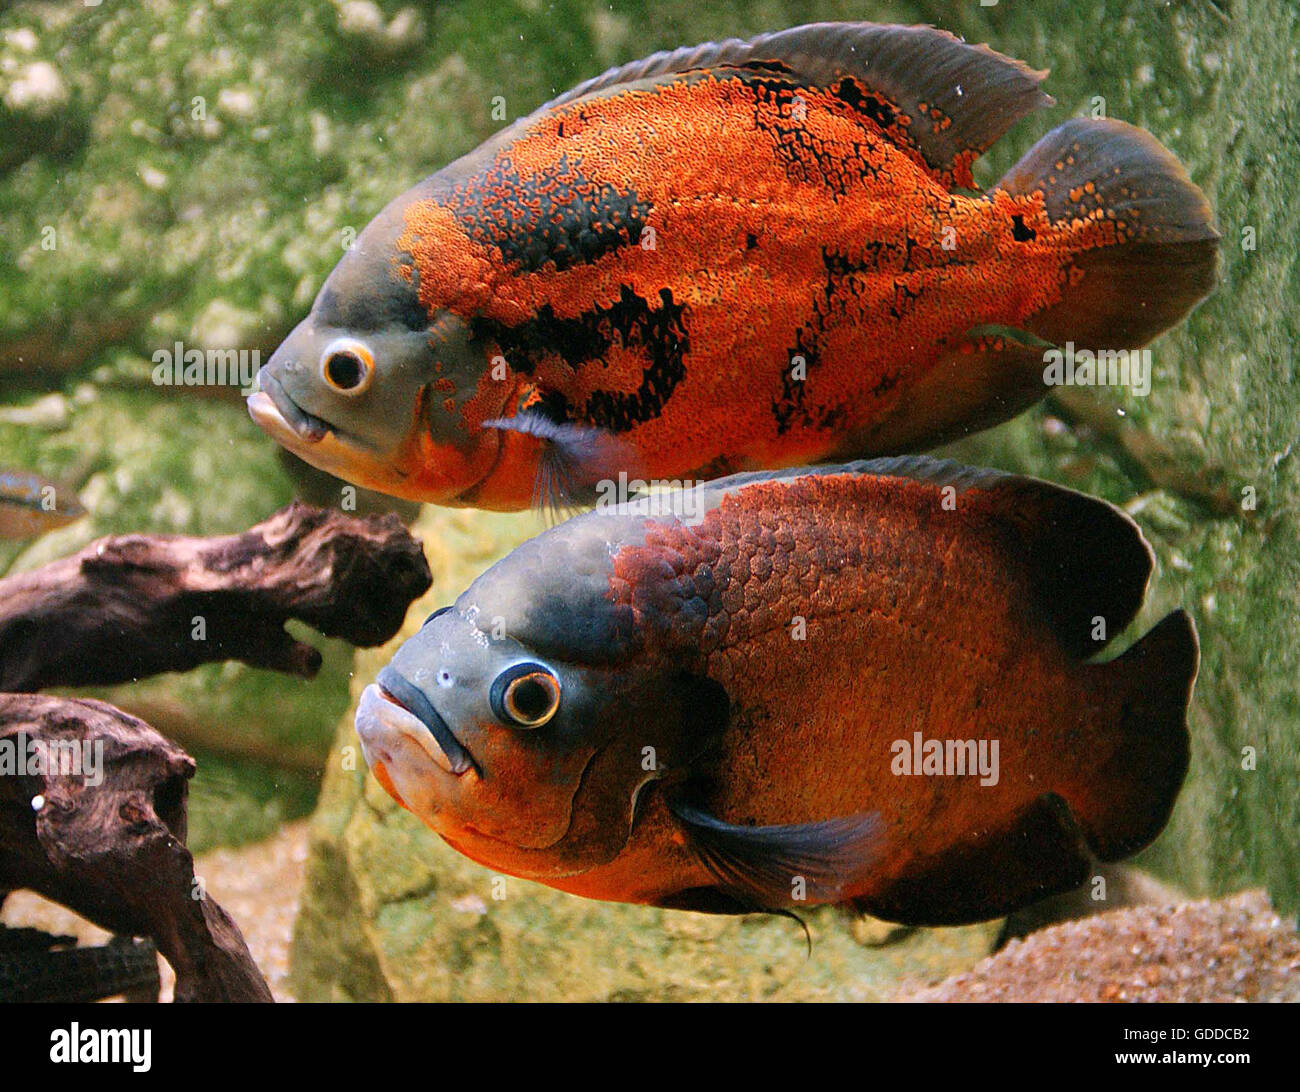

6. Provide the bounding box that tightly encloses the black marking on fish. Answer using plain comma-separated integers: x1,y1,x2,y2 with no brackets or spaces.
449,153,652,273
473,285,690,433
769,322,847,437
745,75,885,194
581,288,689,431
1011,213,1037,242
770,329,841,436
833,76,897,131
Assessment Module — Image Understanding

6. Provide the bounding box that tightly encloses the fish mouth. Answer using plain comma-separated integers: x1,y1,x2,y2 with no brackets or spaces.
247,366,423,496
247,367,331,444
370,667,476,776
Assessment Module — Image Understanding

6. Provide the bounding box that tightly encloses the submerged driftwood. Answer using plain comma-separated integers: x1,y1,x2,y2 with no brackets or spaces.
0,504,432,1001
0,501,431,691
0,925,161,1004
0,694,269,1001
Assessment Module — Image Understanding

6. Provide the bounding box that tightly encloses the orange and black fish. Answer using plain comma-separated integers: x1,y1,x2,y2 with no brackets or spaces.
355,457,1197,924
248,22,1218,511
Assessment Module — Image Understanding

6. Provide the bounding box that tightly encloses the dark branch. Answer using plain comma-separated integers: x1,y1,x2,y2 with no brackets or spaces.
0,501,432,692
0,694,272,1002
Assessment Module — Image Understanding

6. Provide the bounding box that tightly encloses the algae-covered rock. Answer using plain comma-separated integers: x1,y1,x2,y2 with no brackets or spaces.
289,507,1001,1002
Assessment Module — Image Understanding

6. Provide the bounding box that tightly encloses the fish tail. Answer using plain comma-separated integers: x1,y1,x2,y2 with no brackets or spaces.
1067,610,1198,861
995,118,1219,349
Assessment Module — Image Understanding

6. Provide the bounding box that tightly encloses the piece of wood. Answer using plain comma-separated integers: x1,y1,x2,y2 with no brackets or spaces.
0,927,161,1003
0,501,432,691
1045,389,1242,517
0,503,433,1000
0,694,271,1001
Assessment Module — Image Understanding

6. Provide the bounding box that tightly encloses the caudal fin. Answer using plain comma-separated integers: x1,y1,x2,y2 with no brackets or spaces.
996,118,1218,349
1067,610,1198,861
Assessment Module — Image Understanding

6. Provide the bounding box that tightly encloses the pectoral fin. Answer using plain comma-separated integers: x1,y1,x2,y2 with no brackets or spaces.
670,800,885,909
482,408,630,517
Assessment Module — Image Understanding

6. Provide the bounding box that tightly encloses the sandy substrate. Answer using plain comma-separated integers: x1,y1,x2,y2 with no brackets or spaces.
181,821,308,1002
900,890,1300,1002
4,824,1297,1003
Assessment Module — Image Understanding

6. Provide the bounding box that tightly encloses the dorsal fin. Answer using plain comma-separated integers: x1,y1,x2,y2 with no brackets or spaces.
542,22,1053,188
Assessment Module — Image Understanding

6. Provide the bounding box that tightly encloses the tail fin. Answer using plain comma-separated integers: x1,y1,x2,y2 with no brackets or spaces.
1067,610,1199,861
996,118,1219,348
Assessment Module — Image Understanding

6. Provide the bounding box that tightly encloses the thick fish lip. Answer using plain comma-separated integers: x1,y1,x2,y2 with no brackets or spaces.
356,684,473,780
247,366,330,444
367,668,476,776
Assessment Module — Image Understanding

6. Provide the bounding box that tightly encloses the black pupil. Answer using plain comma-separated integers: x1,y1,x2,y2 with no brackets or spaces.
510,676,552,722
326,351,363,389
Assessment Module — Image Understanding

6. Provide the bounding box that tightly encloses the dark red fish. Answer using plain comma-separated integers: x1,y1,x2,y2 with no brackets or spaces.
356,457,1197,924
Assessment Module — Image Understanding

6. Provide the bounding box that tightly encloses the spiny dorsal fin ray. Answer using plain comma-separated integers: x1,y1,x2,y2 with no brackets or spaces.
542,22,1053,188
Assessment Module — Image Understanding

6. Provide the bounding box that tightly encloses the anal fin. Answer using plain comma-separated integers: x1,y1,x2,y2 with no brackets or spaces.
851,327,1049,454
855,792,1093,927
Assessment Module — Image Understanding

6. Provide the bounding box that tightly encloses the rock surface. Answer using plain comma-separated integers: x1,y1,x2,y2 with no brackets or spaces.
12,824,1289,1003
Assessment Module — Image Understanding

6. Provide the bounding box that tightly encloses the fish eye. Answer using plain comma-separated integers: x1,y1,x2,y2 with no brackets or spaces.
489,662,561,729
320,338,375,395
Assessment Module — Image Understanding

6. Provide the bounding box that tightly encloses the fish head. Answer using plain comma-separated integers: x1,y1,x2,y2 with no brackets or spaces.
355,508,728,876
247,187,508,504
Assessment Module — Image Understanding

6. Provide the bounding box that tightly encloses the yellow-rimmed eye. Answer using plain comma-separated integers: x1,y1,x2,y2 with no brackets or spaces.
490,662,561,729
320,338,375,395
